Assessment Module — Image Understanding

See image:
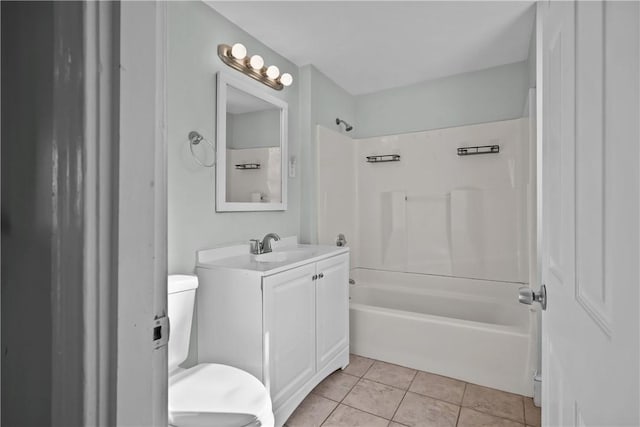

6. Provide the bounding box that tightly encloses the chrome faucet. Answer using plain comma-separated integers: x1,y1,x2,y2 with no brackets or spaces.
249,233,281,254
261,233,281,253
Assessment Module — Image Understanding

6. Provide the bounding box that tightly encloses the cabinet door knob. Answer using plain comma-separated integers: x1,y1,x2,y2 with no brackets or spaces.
312,274,317,280
318,273,324,279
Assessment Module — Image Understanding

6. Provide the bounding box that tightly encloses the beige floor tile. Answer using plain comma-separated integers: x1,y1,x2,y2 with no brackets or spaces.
457,407,524,427
393,391,460,427
286,393,338,427
313,371,359,402
343,354,375,377
342,378,405,419
364,360,417,390
321,404,389,427
389,423,410,427
462,384,524,423
409,371,466,404
523,398,541,427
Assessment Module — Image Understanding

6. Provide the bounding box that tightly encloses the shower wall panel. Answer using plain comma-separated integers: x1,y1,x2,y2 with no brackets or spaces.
356,119,530,283
316,126,359,266
316,118,530,283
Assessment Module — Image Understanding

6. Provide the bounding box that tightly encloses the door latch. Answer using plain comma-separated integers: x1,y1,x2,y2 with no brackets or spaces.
153,314,170,349
518,284,547,310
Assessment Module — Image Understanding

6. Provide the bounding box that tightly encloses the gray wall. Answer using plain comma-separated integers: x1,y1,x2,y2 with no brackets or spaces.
299,65,356,243
2,3,89,425
168,1,300,273
1,3,54,425
228,109,281,149
2,2,54,426
354,61,529,138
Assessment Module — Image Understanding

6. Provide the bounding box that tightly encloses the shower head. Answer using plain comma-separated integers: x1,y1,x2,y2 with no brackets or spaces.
336,118,353,132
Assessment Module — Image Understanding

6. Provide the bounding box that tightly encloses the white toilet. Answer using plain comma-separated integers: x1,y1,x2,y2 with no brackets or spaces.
168,275,274,427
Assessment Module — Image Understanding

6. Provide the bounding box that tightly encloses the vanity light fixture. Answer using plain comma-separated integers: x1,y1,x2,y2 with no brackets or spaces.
249,55,264,70
218,43,293,91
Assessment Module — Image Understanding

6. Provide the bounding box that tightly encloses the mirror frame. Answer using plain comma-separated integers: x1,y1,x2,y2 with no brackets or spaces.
216,71,288,212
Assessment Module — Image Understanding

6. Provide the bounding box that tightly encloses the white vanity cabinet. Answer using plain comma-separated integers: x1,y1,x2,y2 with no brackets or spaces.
196,244,349,427
315,255,350,370
263,263,316,410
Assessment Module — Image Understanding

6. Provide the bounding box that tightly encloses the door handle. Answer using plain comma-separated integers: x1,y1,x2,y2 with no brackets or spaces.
318,273,324,279
518,284,547,310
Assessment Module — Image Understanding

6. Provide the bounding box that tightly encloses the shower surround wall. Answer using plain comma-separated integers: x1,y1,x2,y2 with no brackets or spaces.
318,118,530,282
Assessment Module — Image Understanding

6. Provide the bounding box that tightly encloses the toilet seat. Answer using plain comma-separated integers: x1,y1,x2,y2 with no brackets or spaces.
169,363,274,427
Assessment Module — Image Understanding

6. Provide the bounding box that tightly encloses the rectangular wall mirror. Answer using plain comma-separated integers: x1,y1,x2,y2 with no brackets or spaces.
216,71,288,211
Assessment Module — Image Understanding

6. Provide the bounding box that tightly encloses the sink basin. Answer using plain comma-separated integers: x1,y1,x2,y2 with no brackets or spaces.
254,252,288,263
254,249,315,263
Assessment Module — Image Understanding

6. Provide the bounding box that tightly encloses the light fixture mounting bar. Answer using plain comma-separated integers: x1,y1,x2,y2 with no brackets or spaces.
217,44,284,91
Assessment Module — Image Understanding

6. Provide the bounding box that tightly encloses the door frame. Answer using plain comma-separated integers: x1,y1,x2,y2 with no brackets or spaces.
51,1,169,425
78,2,119,425
116,1,169,426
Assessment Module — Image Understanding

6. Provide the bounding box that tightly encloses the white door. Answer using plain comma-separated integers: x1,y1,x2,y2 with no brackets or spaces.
539,1,639,425
263,264,316,408
316,254,350,370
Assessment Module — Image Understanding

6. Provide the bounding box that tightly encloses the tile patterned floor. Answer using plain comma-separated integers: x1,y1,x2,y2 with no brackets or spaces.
285,354,541,427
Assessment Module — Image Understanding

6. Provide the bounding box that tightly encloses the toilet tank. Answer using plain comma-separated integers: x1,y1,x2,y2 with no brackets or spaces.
167,275,199,373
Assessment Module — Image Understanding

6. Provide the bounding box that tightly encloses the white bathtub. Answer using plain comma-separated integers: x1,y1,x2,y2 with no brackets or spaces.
349,268,537,396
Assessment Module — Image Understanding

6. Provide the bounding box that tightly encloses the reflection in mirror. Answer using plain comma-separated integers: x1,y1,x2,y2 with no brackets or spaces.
216,71,288,212
225,86,281,204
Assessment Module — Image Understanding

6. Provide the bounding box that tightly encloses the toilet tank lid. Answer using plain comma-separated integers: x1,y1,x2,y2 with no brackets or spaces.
168,275,199,294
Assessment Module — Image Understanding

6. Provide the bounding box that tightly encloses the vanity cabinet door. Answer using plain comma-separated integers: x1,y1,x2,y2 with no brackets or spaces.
263,263,316,408
315,254,349,371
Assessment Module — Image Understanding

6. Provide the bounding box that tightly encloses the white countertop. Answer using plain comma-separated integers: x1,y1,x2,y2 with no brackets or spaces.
196,237,349,276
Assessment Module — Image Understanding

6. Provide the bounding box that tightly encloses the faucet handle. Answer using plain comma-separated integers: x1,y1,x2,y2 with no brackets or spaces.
249,239,262,254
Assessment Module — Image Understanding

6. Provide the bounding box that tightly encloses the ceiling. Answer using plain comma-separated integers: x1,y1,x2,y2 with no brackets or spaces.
207,1,536,95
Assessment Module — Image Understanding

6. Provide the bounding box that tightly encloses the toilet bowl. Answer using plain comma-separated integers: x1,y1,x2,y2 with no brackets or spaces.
168,275,274,427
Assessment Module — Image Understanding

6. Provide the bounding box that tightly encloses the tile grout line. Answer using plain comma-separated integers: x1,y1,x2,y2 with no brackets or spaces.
459,383,527,424
338,401,396,423
318,399,340,427
356,374,468,411
455,383,468,426
339,372,361,404
459,405,527,425
459,403,526,424
388,369,418,424
320,361,377,426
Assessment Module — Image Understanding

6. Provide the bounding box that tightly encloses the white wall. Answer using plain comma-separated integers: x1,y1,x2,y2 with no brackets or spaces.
355,61,529,139
168,1,300,274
